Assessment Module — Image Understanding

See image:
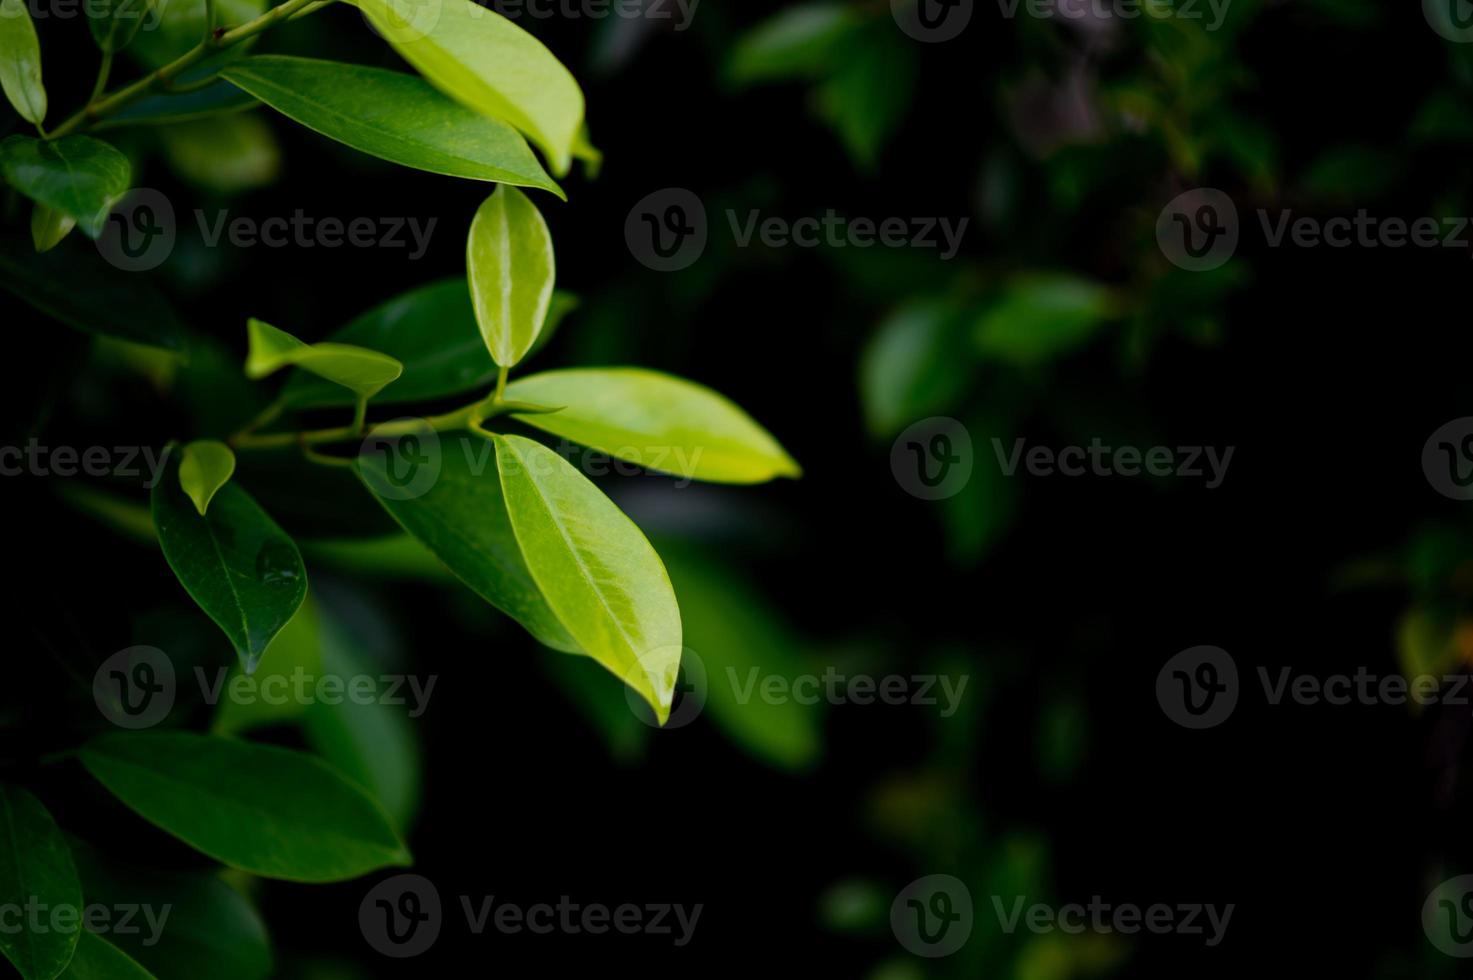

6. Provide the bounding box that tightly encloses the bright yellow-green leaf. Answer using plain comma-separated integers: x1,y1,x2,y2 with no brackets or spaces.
29,204,74,253
494,434,682,723
0,0,46,124
178,439,236,516
351,0,584,174
245,318,402,400
505,368,801,484
467,185,554,369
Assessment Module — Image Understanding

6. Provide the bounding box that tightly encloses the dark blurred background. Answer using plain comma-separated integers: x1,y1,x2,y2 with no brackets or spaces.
8,0,1473,976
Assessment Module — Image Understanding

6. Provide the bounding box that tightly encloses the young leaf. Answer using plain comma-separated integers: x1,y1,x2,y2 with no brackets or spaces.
494,434,683,723
350,0,584,174
505,368,801,484
467,185,555,369
0,136,130,238
356,433,579,652
70,843,272,980
79,732,410,883
220,57,562,195
280,280,577,409
178,440,236,516
0,784,82,980
245,318,402,400
152,449,307,670
59,933,153,980
0,233,186,351
0,0,46,124
29,204,75,253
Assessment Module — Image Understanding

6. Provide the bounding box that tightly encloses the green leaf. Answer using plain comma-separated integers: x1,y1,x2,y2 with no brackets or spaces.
350,0,584,174
0,0,46,124
157,114,279,194
303,603,422,831
80,733,409,882
245,318,402,400
658,542,822,771
0,785,81,980
467,185,555,369
815,25,916,171
0,233,186,351
87,0,153,54
70,843,271,980
152,449,307,670
129,0,262,68
504,368,801,484
356,433,579,652
29,204,75,253
280,280,576,409
859,299,970,437
494,434,682,722
727,3,860,83
178,440,236,516
211,595,321,735
220,56,562,195
59,933,153,980
973,275,1117,366
0,136,130,239
98,82,257,130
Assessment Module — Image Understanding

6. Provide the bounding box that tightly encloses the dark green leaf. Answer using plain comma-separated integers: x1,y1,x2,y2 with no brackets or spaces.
79,732,410,882
0,136,130,239
151,449,307,670
59,933,152,980
0,784,81,980
99,82,257,130
220,56,562,195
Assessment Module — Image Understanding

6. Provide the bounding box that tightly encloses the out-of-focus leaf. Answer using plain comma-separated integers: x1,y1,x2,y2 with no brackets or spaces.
350,0,584,174
0,785,80,980
219,57,562,194
211,596,323,735
157,114,279,193
129,0,263,68
468,184,555,369
303,535,452,581
495,434,682,722
541,651,648,762
356,433,579,651
659,542,822,770
152,449,307,670
245,318,402,400
506,368,800,484
177,439,235,515
727,4,860,83
1297,145,1401,203
70,841,272,980
87,0,153,53
860,299,971,437
79,732,410,882
0,0,46,124
815,25,916,170
0,135,130,238
973,276,1116,366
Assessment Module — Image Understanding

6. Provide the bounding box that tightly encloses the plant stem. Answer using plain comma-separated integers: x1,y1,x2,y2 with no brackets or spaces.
47,0,323,139
495,366,509,402
90,49,115,105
